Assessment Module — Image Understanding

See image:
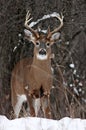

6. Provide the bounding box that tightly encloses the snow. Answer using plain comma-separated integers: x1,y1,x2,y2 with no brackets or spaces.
74,87,79,95
69,84,73,87
69,63,75,68
78,82,83,86
18,33,22,37
78,88,82,92
29,12,62,28
65,41,70,45
39,29,47,33
82,98,86,103
73,69,77,74
0,116,86,130
13,46,17,52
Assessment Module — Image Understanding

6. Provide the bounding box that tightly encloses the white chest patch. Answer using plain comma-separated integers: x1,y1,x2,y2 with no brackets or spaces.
37,54,48,60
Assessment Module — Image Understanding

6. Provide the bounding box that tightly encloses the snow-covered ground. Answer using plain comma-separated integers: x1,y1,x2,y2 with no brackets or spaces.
0,116,86,130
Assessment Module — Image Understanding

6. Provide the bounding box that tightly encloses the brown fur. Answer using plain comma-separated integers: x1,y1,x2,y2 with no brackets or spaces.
11,51,53,118
11,11,63,118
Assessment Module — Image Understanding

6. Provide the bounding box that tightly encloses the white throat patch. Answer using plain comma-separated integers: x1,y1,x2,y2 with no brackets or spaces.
37,54,48,60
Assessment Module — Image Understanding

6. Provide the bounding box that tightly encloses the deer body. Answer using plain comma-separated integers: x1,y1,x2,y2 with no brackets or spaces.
11,11,63,118
11,37,53,118
25,59,52,94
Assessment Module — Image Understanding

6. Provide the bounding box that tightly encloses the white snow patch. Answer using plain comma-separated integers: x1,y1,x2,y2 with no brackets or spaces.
69,63,75,68
73,69,77,74
0,116,86,130
70,84,73,87
65,41,70,45
74,87,79,95
82,98,86,103
18,33,22,37
78,82,83,86
29,12,63,28
78,88,82,92
13,46,17,52
40,29,47,33
38,27,47,33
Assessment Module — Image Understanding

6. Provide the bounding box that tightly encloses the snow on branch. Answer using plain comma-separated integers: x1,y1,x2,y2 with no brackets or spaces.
0,116,86,130
29,12,62,27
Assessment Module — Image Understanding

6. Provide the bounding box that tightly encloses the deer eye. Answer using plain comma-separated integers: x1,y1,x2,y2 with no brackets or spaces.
36,42,40,46
46,43,50,47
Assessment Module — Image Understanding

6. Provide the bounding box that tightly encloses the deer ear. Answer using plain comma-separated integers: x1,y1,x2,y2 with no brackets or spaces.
24,29,35,42
51,32,60,42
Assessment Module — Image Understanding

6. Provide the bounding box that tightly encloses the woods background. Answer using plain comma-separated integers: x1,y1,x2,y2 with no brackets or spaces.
0,0,86,119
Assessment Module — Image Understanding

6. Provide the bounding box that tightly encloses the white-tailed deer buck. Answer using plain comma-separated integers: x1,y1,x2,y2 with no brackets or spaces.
11,11,63,118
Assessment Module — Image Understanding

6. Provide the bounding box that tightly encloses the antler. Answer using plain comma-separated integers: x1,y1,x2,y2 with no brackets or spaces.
24,11,39,38
25,11,63,39
47,13,64,38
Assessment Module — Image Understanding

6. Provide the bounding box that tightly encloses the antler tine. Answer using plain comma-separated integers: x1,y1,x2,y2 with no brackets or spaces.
47,13,64,38
26,11,32,22
52,13,64,33
24,11,39,38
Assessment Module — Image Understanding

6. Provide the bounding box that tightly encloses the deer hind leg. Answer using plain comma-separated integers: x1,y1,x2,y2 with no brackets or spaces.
14,94,27,118
41,94,52,119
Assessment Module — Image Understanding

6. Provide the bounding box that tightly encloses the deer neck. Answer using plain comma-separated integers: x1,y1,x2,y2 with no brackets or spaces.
32,55,51,71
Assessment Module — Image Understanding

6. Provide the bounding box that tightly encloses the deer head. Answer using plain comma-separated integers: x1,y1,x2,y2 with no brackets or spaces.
24,11,64,60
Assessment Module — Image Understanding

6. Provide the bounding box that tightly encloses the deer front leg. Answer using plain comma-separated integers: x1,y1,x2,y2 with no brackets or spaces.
25,87,35,117
41,94,52,119
26,94,35,117
33,98,41,117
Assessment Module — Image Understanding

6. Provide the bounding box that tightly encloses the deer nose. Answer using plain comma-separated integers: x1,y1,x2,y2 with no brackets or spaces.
39,49,46,55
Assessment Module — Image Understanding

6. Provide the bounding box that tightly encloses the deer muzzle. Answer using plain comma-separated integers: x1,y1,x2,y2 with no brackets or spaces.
39,49,46,55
